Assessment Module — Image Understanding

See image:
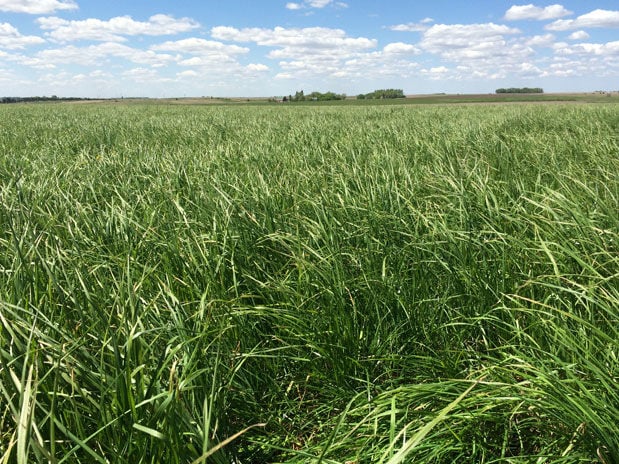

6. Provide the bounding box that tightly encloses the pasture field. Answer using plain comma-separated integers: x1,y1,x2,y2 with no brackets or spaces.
0,102,618,463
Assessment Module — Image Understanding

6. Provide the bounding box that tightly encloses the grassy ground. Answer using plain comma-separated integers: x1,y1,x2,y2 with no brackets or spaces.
0,102,618,463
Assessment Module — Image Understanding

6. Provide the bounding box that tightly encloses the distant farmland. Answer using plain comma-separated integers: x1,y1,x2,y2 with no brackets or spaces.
1,102,618,463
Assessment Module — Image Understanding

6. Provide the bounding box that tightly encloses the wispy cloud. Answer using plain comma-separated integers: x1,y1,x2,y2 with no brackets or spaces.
286,0,347,11
389,18,434,32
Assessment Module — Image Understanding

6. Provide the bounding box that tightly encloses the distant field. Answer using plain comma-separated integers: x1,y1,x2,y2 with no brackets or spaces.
84,92,619,106
1,102,618,463
45,91,619,107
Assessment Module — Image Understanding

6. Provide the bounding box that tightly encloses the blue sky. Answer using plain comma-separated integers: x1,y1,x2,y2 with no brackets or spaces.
1,0,618,97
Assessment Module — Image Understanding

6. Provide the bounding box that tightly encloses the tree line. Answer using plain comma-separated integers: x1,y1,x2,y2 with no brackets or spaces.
281,88,406,102
356,89,405,99
0,96,88,104
283,90,347,102
495,87,544,94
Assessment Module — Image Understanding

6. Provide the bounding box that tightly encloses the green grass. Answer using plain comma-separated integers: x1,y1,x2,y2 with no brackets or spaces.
0,102,618,463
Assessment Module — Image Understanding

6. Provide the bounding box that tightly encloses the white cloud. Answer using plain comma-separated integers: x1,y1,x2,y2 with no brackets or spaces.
7,53,55,68
33,42,176,67
61,69,111,81
123,67,168,83
389,18,434,32
555,41,619,56
430,66,448,73
540,46,619,78
0,22,45,49
415,23,551,81
0,0,77,14
568,30,589,40
525,33,555,47
504,4,572,21
210,26,423,82
37,14,199,42
177,70,198,78
308,0,331,6
246,63,269,72
285,0,347,10
383,42,420,55
422,66,449,79
151,38,248,56
149,37,270,80
276,44,420,81
211,26,376,59
546,9,619,31
178,55,238,67
420,23,522,60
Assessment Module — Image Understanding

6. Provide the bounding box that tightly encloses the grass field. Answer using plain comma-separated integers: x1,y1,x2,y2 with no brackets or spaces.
0,102,618,463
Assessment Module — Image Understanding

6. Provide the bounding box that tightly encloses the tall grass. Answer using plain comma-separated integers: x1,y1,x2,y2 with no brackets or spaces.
1,102,617,463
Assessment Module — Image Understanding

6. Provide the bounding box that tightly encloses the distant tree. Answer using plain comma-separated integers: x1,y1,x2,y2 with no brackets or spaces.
496,87,543,94
0,95,86,104
362,89,405,99
288,90,346,102
294,90,305,102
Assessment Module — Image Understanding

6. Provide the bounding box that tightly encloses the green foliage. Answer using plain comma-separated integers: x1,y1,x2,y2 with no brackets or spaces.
0,103,618,463
0,95,86,103
289,90,346,101
362,88,406,99
496,87,544,94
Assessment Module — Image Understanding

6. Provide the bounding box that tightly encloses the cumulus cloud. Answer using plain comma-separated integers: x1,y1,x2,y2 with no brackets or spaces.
383,42,420,55
421,66,450,80
0,22,45,49
546,9,619,30
211,26,376,59
37,70,113,87
273,43,421,81
123,67,168,83
0,0,77,14
504,4,572,21
525,33,555,47
389,18,434,32
414,23,550,81
149,37,269,79
420,23,522,60
151,38,248,56
555,41,619,56
177,70,198,78
245,63,269,72
33,42,176,66
209,25,423,81
37,14,199,42
568,30,589,40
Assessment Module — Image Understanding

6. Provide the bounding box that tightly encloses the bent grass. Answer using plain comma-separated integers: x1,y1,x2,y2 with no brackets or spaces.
0,102,617,462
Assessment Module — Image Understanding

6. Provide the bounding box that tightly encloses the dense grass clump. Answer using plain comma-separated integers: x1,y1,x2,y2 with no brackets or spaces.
1,102,618,463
